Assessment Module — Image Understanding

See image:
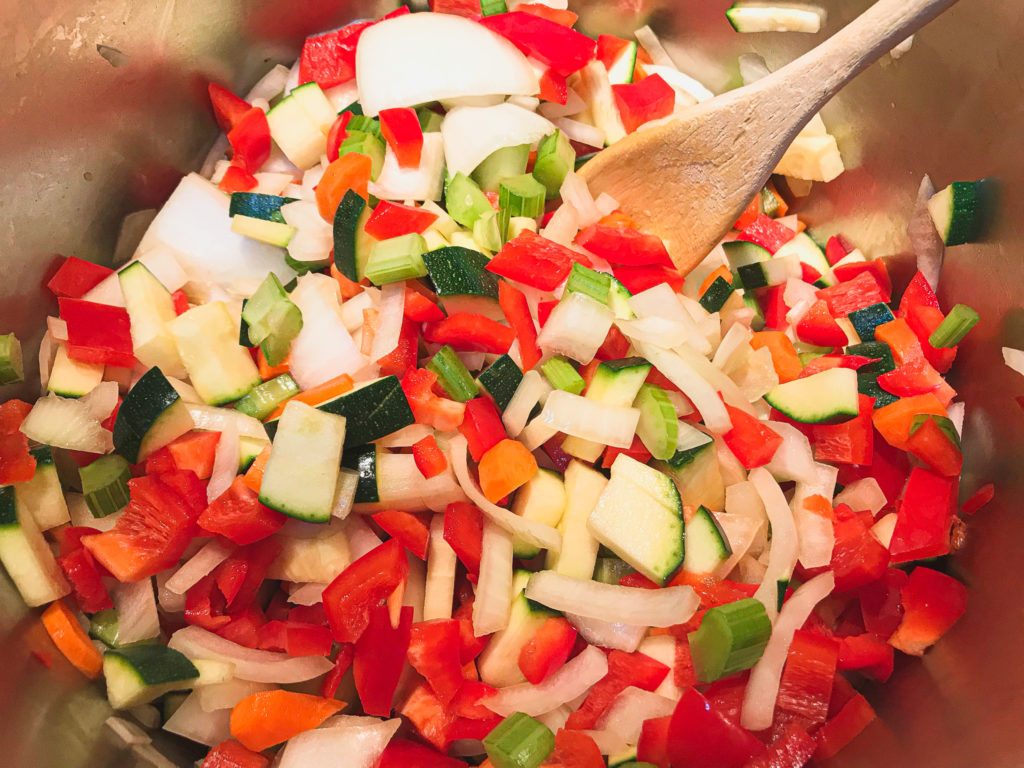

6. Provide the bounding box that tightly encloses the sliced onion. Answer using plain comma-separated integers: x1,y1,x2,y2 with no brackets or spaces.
168,626,334,683
163,692,231,747
482,645,608,716
254,172,298,196
354,451,467,513
287,583,327,606
166,376,203,404
369,133,446,202
791,497,834,570
1003,347,1024,377
441,103,554,177
450,435,562,552
279,718,401,768
111,578,159,645
519,415,559,452
47,316,68,341
344,515,383,560
80,380,120,422
206,422,238,503
537,292,614,364
473,520,514,636
711,321,751,371
834,477,886,515
595,686,676,744
560,172,602,228
633,25,676,69
332,469,359,520
376,423,432,448
909,174,944,291
20,394,113,453
502,369,552,438
538,87,586,120
749,468,800,622
282,199,333,264
627,284,710,356
38,331,57,393
762,422,817,485
946,400,965,437
731,346,779,402
617,316,688,350
552,117,604,148
165,539,234,595
536,705,573,734
583,728,630,756
369,282,405,363
340,290,375,333
741,571,835,731
631,342,731,433
186,404,266,440
356,14,538,116
526,570,698,627
569,613,647,652
539,390,639,449
714,514,763,579
197,679,274,713
289,273,366,389
424,516,457,621
246,63,290,103
539,200,580,246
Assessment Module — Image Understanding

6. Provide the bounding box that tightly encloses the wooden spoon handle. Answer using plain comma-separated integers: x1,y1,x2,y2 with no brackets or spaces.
755,0,960,123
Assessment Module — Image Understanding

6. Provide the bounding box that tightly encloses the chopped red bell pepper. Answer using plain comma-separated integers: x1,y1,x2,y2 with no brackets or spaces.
575,224,673,267
57,528,113,614
612,74,675,134
257,620,333,657
961,482,994,516
551,729,605,768
215,537,281,611
207,84,251,132
734,196,761,231
444,501,483,577
171,289,190,315
404,286,446,322
218,164,258,193
539,67,569,105
859,567,907,638
354,603,412,716
811,394,874,465
721,403,782,469
47,256,114,299
487,231,576,291
906,415,962,476
761,284,790,330
667,687,765,768
497,281,542,370
201,739,270,768
299,20,372,88
898,269,940,315
775,629,839,724
739,214,797,254
162,430,221,479
748,722,817,768
798,354,878,379
815,271,887,317
904,303,957,374
378,738,467,768
401,368,466,432
815,693,876,760
423,312,515,354
372,509,430,560
0,400,35,484
377,317,419,379
322,538,409,643
479,12,596,76
185,572,230,631
837,632,894,682
825,234,856,266
407,619,465,704
427,0,481,17
601,434,653,469
58,298,134,368
611,264,684,294
796,299,847,347
450,679,496,720
831,259,892,302
888,467,956,563
456,615,488,662
877,357,944,397
197,477,287,545
594,325,630,362
325,111,352,162
459,397,508,462
805,511,888,593
401,681,456,751
227,107,271,174
888,566,967,656
517,3,579,26
566,649,669,729
637,715,672,768
518,616,577,684
320,643,355,699
379,107,424,168
412,435,448,479
365,200,439,239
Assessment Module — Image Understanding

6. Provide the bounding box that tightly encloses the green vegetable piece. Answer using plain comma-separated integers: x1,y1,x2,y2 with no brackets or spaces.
235,374,300,420
698,276,735,313
634,383,679,461
480,0,508,15
338,131,385,180
228,192,296,221
333,189,371,282
477,355,524,411
484,712,555,768
347,114,380,137
541,356,585,395
564,262,612,305
238,298,253,348
241,273,303,367
89,610,120,646
593,556,635,584
472,144,530,193
364,233,428,285
473,209,503,252
848,302,895,342
688,597,772,683
428,346,479,402
928,303,979,348
423,246,500,301
499,173,547,243
446,173,493,228
533,130,575,199
416,106,443,133
0,333,25,385
80,455,132,518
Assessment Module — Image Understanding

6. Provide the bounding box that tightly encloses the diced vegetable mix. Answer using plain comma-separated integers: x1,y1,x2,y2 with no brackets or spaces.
0,3,997,767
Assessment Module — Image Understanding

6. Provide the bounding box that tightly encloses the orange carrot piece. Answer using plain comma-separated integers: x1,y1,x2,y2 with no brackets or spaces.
257,348,290,380
597,210,638,229
230,690,345,752
872,393,947,451
264,374,355,421
699,265,733,296
751,331,803,383
316,153,372,222
478,439,538,503
242,445,271,493
330,263,366,300
41,599,103,679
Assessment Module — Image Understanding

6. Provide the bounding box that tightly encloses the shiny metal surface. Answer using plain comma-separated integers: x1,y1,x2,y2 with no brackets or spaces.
1,0,1021,765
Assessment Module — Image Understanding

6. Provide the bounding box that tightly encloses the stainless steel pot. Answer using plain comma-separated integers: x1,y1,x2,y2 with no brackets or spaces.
1,0,1021,765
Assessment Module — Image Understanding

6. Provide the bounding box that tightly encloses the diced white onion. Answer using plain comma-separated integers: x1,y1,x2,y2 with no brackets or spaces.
643,64,716,103
473,520,514,636
631,342,731,433
107,715,151,745
20,394,113,453
163,693,231,747
552,117,604,148
559,172,602,229
947,400,965,437
368,282,405,363
331,469,359,520
206,422,238,503
1003,347,1024,378
537,292,615,364
715,513,763,579
165,539,233,595
749,468,799,622
287,583,326,606
278,719,401,768
441,103,554,177
763,422,817,485
344,515,383,560
289,273,366,389
909,174,944,291
281,199,333,264
186,404,266,440
80,380,120,422
503,369,552,437
111,578,160,646
355,452,467,513
482,645,608,716
197,679,274,713
245,63,291,102
791,495,835,570
633,26,677,69
595,687,677,745
424,516,457,621
539,202,580,246
538,87,586,120
628,284,711,355
168,626,334,683
369,133,446,202
834,477,887,515
376,423,433,448
539,389,639,449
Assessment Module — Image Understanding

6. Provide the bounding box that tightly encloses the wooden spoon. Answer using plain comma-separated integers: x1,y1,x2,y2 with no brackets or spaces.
578,0,959,275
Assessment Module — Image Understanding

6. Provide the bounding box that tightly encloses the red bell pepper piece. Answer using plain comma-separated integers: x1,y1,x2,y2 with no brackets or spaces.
551,729,605,768
611,263,685,294
811,394,874,465
739,214,797,254
497,281,542,370
536,299,558,327
201,739,270,768
517,3,579,26
487,231,576,291
171,289,190,315
354,603,413,716
325,111,352,162
612,74,675,134
401,681,456,751
804,511,888,593
444,501,483,577
898,269,940,314
721,403,782,469
906,415,962,476
539,67,569,105
322,538,409,643
401,369,466,431
185,572,230,631
761,284,789,330
859,567,907,638
257,620,333,657
871,392,947,452
479,12,596,76
365,200,439,239
57,528,113,614
298,21,370,88
877,358,944,397
575,224,673,267
378,738,467,768
404,286,446,322
888,566,967,656
47,256,113,299
774,629,839,724
566,649,669,729
815,693,876,760
798,354,878,379
58,298,134,368
518,616,577,684
837,632,894,682
0,400,36,484
215,605,267,648
831,259,892,302
377,317,419,378
207,83,251,132
637,715,673,768
423,312,515,354
961,482,994,516
748,722,817,768
407,619,466,704
162,430,221,479
379,108,424,168
815,271,887,317
601,434,653,469
428,0,481,16
215,537,281,611
796,299,847,347
218,164,258,193
667,687,765,768
320,643,355,699
825,234,855,266
412,435,448,479
198,476,287,545
456,616,489,662
372,509,430,560
228,107,271,174
459,397,508,461
888,467,956,563
904,303,957,373
450,679,497,720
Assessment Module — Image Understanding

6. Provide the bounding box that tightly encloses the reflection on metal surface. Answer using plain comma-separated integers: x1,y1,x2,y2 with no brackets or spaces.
1,0,1023,765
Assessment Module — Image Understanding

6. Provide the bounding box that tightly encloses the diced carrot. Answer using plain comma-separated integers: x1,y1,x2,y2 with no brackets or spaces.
734,196,760,230
316,153,372,222
242,445,271,493
871,393,947,451
166,431,221,480
257,348,290,380
330,263,366,300
230,690,345,752
751,331,803,383
597,210,637,229
478,439,538,503
41,599,103,679
264,374,355,421
699,265,733,296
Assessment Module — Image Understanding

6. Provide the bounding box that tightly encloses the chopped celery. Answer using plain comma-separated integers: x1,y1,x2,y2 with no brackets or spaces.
364,233,428,285
472,144,530,193
698,276,735,313
473,210,502,253
0,333,24,385
634,383,678,461
483,712,555,768
446,172,493,228
498,174,546,242
541,356,585,395
235,374,299,420
480,0,508,15
929,303,979,348
338,131,385,179
80,455,132,518
417,108,444,133
427,345,479,402
564,262,612,305
688,597,771,683
533,130,574,199
241,274,303,367
347,114,381,138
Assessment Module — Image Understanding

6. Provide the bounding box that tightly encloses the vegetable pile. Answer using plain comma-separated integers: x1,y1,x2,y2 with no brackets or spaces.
0,3,993,768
